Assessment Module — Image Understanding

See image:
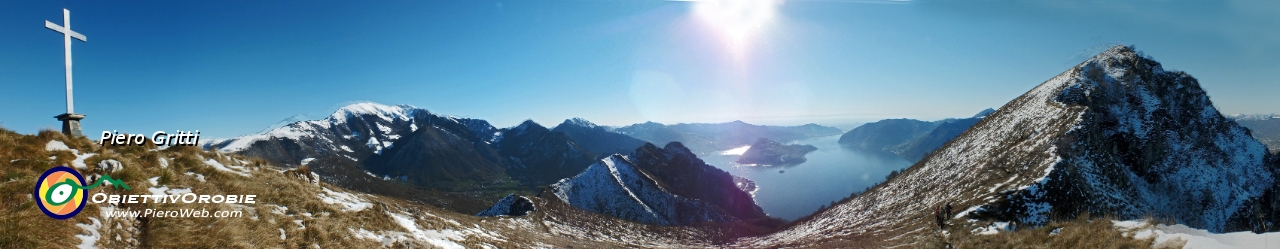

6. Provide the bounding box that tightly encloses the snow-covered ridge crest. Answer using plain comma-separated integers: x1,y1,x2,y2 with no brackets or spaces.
208,101,423,153
561,118,599,129
327,102,418,123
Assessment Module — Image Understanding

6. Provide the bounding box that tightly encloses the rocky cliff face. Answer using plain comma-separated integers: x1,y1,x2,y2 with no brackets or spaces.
741,45,1275,247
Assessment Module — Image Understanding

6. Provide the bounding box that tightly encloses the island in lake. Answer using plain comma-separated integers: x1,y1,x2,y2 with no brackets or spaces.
736,138,818,166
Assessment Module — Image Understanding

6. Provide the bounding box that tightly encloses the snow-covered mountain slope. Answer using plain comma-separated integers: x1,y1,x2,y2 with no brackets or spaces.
208,104,646,193
206,102,490,165
205,102,511,192
739,45,1276,247
551,154,737,226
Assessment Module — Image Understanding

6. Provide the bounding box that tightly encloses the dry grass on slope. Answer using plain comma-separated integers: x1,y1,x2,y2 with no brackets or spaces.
913,214,1160,249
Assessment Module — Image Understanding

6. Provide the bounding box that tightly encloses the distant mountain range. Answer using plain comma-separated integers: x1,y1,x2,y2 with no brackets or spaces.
745,45,1278,247
204,103,841,216
838,108,994,162
613,121,843,154
551,118,648,158
1230,115,1280,153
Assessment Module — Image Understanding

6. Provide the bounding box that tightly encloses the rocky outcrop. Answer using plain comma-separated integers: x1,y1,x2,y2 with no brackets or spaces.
477,194,537,217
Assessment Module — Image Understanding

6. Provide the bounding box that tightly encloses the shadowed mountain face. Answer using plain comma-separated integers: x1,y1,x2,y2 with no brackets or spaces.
894,117,983,162
614,121,842,153
495,120,597,187
551,118,648,159
630,142,770,222
742,46,1275,247
366,124,507,191
839,108,995,162
838,119,939,152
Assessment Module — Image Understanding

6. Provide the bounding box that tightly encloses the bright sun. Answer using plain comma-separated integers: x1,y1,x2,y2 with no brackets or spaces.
692,0,783,58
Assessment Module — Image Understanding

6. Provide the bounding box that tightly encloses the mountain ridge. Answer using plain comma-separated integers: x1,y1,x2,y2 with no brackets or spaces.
740,45,1275,247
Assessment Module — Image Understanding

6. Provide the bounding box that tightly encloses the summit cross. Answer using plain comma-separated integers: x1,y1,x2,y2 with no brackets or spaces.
46,8,88,137
46,8,87,114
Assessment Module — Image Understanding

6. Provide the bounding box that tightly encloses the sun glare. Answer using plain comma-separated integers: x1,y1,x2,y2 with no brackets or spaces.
693,0,783,59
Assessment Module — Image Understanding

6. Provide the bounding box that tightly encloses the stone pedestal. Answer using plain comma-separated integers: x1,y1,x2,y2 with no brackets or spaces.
55,113,85,137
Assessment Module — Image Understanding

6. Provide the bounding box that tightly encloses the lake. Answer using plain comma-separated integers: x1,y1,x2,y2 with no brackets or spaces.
699,135,913,221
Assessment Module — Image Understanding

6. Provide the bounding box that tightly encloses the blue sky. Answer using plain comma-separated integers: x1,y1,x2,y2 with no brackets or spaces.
1,0,1277,138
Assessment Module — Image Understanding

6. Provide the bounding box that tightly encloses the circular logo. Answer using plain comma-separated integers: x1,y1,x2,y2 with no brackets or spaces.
34,166,87,219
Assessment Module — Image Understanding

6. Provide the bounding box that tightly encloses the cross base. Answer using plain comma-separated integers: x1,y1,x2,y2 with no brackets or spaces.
55,113,85,137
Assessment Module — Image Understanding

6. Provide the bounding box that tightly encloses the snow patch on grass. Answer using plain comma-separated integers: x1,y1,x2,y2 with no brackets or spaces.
46,140,71,151
202,157,251,177
318,187,371,212
75,217,102,249
387,211,466,249
72,153,96,169
1114,220,1280,249
184,172,205,182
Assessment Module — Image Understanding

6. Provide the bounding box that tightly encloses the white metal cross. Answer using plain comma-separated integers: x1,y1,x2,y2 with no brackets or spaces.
46,9,87,114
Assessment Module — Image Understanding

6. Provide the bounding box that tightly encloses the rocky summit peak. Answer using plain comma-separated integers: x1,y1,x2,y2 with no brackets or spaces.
560,117,599,129
512,120,547,134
